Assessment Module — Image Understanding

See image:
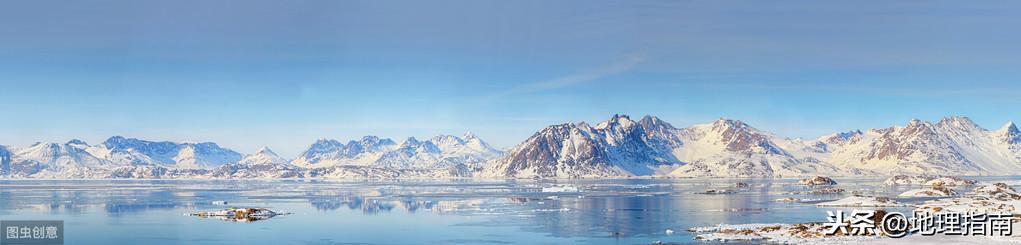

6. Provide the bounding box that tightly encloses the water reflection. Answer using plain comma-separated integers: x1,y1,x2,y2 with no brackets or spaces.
0,177,988,244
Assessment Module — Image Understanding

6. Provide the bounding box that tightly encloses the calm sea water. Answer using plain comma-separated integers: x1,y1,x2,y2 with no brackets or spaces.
2,177,1019,244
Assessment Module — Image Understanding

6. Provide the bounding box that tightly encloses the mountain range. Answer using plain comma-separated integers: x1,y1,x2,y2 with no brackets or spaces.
2,115,1020,179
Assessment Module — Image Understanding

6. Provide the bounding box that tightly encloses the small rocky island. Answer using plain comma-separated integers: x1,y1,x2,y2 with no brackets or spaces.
191,208,287,222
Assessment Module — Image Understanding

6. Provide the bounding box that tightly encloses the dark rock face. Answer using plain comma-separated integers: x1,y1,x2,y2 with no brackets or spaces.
495,123,613,178
100,136,242,167
1002,122,1021,145
799,176,838,186
102,136,180,156
0,146,10,175
710,119,786,155
9,160,43,176
867,120,967,164
639,115,684,152
489,114,681,178
822,130,864,146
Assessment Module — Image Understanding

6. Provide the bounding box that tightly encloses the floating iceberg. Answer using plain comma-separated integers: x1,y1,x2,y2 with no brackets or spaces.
541,185,580,193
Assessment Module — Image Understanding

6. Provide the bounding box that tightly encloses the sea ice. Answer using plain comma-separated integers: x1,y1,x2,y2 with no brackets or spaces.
816,196,900,207
541,185,579,193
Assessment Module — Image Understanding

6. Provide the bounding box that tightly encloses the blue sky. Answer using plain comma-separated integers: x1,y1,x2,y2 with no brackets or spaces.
2,0,1020,157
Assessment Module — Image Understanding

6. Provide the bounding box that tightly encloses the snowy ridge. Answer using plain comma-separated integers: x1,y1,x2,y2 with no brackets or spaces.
291,136,396,168
484,115,1021,179
809,116,1021,175
1,133,502,179
3,115,1021,179
292,133,502,173
90,136,242,169
209,147,303,179
481,115,678,178
665,118,854,178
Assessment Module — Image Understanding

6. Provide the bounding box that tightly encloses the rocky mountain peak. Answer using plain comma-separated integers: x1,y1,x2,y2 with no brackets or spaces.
394,137,440,155
639,115,676,131
238,147,287,166
309,139,344,150
102,136,127,145
821,130,864,145
595,114,637,130
255,147,277,156
1004,121,1019,131
902,119,937,137
66,139,88,146
357,136,392,145
938,116,982,131
402,137,421,145
1000,121,1021,144
706,118,785,155
711,118,749,131
100,136,179,155
431,134,464,145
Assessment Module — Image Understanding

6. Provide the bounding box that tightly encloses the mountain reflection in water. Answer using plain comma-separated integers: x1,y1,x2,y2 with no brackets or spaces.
2,178,995,244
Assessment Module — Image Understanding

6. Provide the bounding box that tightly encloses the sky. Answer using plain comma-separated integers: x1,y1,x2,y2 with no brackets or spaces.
2,0,1020,157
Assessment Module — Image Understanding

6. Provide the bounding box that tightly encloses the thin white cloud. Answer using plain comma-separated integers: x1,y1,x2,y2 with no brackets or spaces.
490,52,647,99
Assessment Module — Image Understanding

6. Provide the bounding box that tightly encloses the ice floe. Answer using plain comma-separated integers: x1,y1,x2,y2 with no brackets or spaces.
775,197,801,203
695,189,736,195
816,196,901,207
541,185,579,193
689,223,880,243
915,182,1021,214
897,186,958,197
883,175,976,186
812,187,846,195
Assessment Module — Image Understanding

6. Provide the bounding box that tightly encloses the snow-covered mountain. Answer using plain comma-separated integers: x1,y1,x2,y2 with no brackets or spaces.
482,115,678,178
804,116,1021,175
665,118,852,178
3,115,1021,179
1,133,502,179
89,136,242,169
1,145,12,176
6,140,110,177
239,147,289,165
999,121,1021,163
0,137,243,178
210,147,304,178
483,115,1020,178
291,136,397,168
482,115,852,178
431,133,503,160
292,134,502,173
